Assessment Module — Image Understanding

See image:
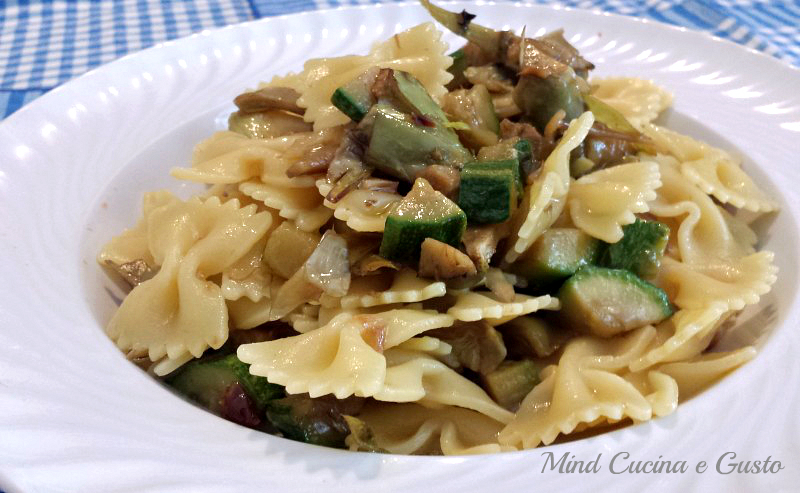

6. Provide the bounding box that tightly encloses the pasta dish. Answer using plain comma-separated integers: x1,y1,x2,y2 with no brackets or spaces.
97,1,778,454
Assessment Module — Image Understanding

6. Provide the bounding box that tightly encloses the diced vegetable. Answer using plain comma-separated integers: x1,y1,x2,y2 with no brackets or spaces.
513,72,585,131
364,104,471,182
428,320,507,374
380,178,467,262
458,160,519,224
266,394,364,448
481,359,543,410
462,223,510,272
499,316,567,358
166,354,283,415
228,110,312,139
415,164,461,199
234,86,304,114
265,222,321,279
330,67,380,121
600,219,670,280
513,228,601,286
558,266,673,338
442,84,500,150
304,230,351,297
418,238,477,280
387,69,449,122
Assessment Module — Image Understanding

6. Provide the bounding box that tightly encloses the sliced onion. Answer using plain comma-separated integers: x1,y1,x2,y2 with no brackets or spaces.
304,230,351,297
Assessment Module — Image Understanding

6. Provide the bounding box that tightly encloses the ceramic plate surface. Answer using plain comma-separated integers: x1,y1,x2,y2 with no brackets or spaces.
1,2,799,492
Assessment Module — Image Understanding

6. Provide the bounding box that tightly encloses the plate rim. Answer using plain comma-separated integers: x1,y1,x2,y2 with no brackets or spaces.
1,2,799,492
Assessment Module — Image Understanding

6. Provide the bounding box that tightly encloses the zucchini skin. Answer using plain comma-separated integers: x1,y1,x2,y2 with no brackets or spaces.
458,165,516,224
558,265,673,338
600,219,670,280
380,212,466,262
331,87,371,121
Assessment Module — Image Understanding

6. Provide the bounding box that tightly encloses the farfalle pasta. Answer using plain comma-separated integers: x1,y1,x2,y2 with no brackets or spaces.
98,4,778,455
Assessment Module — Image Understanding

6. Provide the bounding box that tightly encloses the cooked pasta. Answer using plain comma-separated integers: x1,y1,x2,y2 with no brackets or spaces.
98,4,778,455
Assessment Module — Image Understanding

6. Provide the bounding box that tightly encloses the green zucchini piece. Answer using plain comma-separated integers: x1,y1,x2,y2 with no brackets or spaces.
266,395,354,448
600,219,670,280
499,316,567,358
513,228,601,286
446,48,470,90
458,161,518,224
471,158,522,197
380,177,467,262
481,359,543,410
365,104,471,182
330,67,380,121
166,354,283,414
558,266,673,338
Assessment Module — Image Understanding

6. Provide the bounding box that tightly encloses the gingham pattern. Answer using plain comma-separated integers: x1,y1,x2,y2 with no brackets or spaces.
1,0,799,119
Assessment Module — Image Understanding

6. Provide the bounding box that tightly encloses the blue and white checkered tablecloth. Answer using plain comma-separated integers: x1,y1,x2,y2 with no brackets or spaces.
1,0,799,119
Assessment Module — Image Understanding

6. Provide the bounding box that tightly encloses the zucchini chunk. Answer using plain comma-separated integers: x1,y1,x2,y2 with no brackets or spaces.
481,359,543,410
330,67,380,122
365,104,471,182
380,178,467,262
166,354,283,417
558,266,673,338
513,228,601,286
458,159,519,224
267,394,364,448
600,218,670,280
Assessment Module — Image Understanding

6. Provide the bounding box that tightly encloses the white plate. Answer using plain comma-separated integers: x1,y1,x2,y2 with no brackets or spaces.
1,2,799,492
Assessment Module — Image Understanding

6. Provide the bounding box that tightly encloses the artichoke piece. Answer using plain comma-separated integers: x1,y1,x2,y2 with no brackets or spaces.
427,320,507,375
228,110,312,139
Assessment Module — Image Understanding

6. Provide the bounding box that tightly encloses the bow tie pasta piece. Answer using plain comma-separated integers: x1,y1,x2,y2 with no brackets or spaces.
239,180,333,232
226,278,284,330
395,336,453,357
106,196,273,361
355,402,513,455
281,303,322,333
642,124,777,213
321,269,447,309
498,327,679,448
376,347,514,424
650,156,757,264
659,255,776,311
568,161,662,243
657,346,756,400
264,23,452,130
237,309,455,399
649,159,777,310
173,128,345,188
504,112,594,263
316,179,401,232
151,351,194,377
590,78,673,129
629,303,731,372
221,233,275,303
447,291,560,323
97,191,180,285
